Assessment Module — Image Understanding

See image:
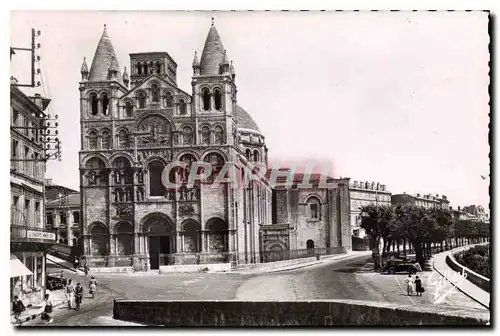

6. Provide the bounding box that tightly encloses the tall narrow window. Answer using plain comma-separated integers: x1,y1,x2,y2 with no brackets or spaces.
155,61,161,74
201,126,210,145
118,130,129,148
90,93,98,116
12,139,18,160
214,89,222,111
307,197,321,220
202,89,210,111
101,130,111,149
102,93,109,116
125,102,133,117
214,125,224,145
310,203,319,219
24,199,31,226
73,211,80,224
24,146,30,174
179,99,187,115
183,126,193,145
144,63,149,75
245,149,251,160
253,150,260,162
149,161,165,197
12,109,19,126
34,202,40,227
138,93,146,108
88,131,98,149
33,152,39,178
151,84,159,103
137,63,142,75
165,92,173,108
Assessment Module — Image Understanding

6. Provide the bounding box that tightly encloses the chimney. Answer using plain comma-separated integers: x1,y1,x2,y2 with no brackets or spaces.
436,194,439,198
449,206,452,210
458,206,461,211
416,193,421,197
45,178,53,186
10,76,18,85
31,93,43,110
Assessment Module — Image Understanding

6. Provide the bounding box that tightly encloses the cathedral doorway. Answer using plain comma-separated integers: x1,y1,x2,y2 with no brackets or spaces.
142,214,175,269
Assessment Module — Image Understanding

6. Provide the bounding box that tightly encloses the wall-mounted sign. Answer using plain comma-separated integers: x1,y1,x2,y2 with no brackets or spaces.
26,230,56,241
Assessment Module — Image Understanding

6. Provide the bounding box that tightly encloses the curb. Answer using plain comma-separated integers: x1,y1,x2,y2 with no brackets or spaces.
432,249,489,310
12,299,66,326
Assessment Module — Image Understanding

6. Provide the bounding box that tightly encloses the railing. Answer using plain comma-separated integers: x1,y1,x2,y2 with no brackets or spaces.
11,224,56,244
259,247,345,263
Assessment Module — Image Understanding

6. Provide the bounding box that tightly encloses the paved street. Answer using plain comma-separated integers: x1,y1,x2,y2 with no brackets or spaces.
26,253,486,326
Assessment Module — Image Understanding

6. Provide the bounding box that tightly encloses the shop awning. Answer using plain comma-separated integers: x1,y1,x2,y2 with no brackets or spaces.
10,254,33,278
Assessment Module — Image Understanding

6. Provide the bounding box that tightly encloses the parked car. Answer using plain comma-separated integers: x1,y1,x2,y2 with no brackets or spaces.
46,275,67,291
383,259,419,274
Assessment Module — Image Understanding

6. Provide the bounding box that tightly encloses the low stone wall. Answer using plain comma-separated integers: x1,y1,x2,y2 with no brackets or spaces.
446,251,490,293
159,263,231,274
113,299,490,326
90,266,134,274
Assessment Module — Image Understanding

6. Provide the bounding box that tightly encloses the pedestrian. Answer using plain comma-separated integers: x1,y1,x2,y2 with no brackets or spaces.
84,262,89,277
12,296,25,325
415,276,425,297
40,294,53,324
405,274,414,296
73,256,80,270
89,276,97,299
74,283,84,311
65,279,75,309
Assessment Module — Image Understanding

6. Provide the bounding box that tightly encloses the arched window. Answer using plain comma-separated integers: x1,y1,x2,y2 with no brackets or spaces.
101,130,111,149
165,92,173,108
89,93,98,116
125,102,133,117
183,126,193,145
253,150,260,162
203,153,225,182
214,89,222,111
90,223,109,256
201,126,210,145
137,63,142,75
214,125,224,145
143,63,149,75
179,99,187,115
307,197,321,220
149,161,165,197
151,84,159,103
88,131,97,149
202,89,210,111
101,93,109,116
137,92,146,109
118,130,129,148
155,61,162,74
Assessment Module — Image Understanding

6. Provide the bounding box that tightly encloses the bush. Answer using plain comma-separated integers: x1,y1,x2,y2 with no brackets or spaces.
454,244,490,278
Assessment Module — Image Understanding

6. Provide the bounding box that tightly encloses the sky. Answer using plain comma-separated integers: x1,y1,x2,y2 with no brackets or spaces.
9,10,490,210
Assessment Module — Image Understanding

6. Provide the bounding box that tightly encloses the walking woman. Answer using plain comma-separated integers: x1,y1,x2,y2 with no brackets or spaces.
414,276,425,297
89,276,97,299
75,283,84,311
405,274,414,296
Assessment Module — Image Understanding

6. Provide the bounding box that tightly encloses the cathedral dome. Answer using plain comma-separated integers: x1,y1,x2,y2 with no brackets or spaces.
235,105,261,133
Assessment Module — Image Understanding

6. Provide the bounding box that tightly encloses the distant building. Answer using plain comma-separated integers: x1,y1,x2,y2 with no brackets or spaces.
391,193,450,210
453,205,490,223
45,179,81,247
349,181,391,238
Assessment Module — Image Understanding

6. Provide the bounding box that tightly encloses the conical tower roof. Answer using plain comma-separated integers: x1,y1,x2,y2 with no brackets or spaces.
199,20,226,76
123,66,129,81
88,25,123,84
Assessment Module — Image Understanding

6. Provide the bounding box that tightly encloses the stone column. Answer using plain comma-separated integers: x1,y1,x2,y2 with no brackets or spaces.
67,210,74,246
108,235,116,267
176,233,182,254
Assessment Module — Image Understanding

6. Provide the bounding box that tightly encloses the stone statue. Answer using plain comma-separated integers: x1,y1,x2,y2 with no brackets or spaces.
114,170,121,184
118,189,124,202
88,171,97,185
138,170,144,184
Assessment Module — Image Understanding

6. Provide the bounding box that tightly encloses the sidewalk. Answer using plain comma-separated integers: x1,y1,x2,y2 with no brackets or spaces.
229,250,372,275
11,289,66,326
432,244,490,309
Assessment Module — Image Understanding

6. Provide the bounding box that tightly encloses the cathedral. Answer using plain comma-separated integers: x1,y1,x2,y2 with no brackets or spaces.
78,21,351,271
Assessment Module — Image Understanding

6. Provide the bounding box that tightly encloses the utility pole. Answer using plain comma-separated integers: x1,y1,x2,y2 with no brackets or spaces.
11,28,42,88
10,28,62,163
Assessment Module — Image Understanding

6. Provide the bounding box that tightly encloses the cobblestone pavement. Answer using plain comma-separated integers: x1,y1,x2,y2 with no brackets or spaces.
20,253,487,327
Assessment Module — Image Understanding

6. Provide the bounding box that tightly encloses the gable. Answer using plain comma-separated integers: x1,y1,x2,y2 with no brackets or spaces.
118,74,192,103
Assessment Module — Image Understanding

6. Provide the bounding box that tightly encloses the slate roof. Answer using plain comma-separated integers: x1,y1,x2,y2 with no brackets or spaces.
88,26,123,84
46,193,80,208
235,105,261,133
199,24,226,76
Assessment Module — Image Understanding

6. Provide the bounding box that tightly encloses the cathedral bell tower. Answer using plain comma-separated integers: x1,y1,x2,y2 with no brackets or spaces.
191,18,237,145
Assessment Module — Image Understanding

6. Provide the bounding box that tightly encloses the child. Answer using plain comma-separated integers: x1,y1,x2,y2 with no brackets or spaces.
415,276,424,297
40,294,53,324
12,296,25,324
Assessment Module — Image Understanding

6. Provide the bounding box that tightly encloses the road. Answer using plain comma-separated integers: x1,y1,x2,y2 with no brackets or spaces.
28,253,486,326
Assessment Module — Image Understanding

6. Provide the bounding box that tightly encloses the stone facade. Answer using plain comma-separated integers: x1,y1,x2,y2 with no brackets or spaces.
78,23,351,269
349,181,392,239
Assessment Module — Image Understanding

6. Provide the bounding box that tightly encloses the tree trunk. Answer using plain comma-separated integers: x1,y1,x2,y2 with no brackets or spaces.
413,242,425,268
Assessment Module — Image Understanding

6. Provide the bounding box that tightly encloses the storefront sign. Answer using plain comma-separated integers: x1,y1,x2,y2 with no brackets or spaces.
26,230,56,241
